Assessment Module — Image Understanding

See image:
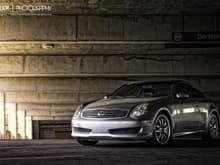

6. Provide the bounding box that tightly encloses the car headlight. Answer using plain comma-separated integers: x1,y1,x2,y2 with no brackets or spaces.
73,105,82,119
130,103,149,119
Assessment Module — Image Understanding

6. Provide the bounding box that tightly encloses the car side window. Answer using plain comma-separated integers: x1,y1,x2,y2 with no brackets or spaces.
175,83,204,99
186,85,204,99
175,83,187,94
175,83,191,99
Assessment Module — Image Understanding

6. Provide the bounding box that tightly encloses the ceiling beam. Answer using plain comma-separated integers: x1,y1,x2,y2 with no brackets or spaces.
0,41,220,55
0,73,218,78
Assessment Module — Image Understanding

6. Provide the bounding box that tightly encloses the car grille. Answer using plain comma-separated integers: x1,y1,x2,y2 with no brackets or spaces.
109,127,141,135
82,109,128,119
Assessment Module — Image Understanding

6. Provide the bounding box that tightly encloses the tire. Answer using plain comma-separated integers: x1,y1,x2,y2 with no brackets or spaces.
202,112,219,140
152,113,172,146
77,138,98,146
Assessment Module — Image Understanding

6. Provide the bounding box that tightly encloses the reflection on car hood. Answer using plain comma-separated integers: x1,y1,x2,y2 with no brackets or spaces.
84,96,167,110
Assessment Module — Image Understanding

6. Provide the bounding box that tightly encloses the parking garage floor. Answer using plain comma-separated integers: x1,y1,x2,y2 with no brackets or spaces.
0,139,220,165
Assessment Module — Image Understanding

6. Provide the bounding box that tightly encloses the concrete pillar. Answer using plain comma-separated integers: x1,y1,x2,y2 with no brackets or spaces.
6,103,17,139
0,93,5,139
17,110,26,139
26,116,33,139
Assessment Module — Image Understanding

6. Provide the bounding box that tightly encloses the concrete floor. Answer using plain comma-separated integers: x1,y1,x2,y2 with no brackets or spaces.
0,139,220,165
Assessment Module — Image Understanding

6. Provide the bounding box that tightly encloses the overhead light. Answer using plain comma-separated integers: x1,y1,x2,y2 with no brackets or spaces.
42,43,55,49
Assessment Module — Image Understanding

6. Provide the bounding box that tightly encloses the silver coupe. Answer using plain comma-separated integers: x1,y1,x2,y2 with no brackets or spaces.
71,80,219,146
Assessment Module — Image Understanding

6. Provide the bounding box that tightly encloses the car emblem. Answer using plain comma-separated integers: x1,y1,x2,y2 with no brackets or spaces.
97,111,105,117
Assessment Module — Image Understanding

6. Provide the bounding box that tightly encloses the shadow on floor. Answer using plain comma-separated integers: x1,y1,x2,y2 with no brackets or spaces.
95,138,220,148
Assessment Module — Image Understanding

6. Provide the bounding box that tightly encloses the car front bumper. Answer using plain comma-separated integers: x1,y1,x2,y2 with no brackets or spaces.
71,118,153,140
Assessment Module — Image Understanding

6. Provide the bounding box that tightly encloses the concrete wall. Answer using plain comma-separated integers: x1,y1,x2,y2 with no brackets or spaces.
0,0,220,139
0,15,218,41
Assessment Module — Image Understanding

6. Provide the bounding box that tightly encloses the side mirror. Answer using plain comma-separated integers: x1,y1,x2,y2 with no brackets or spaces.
176,93,190,99
104,95,110,99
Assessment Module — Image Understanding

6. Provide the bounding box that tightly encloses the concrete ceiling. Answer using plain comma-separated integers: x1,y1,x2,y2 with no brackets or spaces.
0,0,219,15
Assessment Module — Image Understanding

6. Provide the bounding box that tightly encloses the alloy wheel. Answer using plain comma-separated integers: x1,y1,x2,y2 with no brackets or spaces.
153,114,171,145
209,113,219,139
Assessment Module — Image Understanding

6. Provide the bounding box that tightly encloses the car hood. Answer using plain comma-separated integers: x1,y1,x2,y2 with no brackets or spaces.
84,96,167,110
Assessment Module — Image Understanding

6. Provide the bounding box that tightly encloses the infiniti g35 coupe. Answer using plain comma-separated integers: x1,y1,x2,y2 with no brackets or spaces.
72,80,219,146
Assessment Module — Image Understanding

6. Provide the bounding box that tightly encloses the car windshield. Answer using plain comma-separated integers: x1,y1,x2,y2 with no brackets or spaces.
111,82,172,98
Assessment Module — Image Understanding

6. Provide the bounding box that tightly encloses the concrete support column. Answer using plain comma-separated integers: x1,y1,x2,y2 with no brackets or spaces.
6,103,17,139
26,116,33,139
17,110,26,139
0,93,5,139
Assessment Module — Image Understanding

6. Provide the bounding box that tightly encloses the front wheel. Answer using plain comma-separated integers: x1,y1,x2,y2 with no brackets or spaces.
152,113,171,146
77,138,98,146
202,113,219,140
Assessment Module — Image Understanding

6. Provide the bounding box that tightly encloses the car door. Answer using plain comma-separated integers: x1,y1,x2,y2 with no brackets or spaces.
188,86,207,130
172,83,201,133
